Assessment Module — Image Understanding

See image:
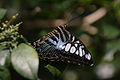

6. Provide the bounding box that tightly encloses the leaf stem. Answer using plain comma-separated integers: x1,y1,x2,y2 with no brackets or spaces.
7,13,19,26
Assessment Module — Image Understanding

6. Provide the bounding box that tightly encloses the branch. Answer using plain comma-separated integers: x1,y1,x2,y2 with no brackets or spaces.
81,7,107,35
82,7,107,25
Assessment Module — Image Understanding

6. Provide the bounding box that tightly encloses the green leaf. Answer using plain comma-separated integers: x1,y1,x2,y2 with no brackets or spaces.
0,66,11,80
103,40,120,62
11,43,39,79
45,64,61,77
0,8,7,19
104,40,120,62
102,24,120,39
106,40,120,52
0,46,10,66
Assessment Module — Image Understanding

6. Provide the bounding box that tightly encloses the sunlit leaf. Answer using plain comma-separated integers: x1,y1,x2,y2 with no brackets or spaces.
0,66,11,80
0,8,7,19
11,43,39,79
45,64,61,77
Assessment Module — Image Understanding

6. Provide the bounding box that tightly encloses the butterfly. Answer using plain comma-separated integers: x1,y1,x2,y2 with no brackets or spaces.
33,24,93,66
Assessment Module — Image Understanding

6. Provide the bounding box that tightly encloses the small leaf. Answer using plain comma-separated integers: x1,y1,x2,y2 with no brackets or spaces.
0,46,10,66
0,8,7,19
0,66,11,80
102,24,120,39
11,43,39,79
45,64,61,77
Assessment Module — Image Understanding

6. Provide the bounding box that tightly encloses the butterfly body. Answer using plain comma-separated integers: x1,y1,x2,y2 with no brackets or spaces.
33,25,93,66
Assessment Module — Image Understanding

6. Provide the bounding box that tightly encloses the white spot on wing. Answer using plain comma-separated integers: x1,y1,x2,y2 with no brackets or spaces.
82,50,85,55
59,45,63,48
72,36,75,42
75,50,79,55
70,46,76,53
57,41,65,50
79,46,83,57
61,45,65,49
81,45,84,48
90,63,93,66
65,43,71,52
74,44,78,47
76,41,80,43
85,53,91,60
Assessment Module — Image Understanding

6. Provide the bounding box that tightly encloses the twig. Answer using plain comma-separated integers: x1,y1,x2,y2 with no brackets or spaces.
82,7,107,25
81,7,107,35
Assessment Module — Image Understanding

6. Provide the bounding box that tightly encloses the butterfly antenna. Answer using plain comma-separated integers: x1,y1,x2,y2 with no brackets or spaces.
63,5,82,27
64,15,81,27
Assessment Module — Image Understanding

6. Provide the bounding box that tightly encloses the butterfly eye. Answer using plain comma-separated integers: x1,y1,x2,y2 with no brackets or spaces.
33,25,93,66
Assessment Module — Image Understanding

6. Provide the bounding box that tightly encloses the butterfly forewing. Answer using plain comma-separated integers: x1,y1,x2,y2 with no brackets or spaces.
33,25,93,66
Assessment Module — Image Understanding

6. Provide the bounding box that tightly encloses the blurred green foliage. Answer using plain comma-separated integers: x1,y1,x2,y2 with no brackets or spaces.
0,65,11,80
0,8,7,19
0,0,120,80
0,13,39,80
45,64,61,77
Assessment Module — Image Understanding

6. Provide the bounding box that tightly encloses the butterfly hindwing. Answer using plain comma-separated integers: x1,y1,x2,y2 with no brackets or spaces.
33,25,93,66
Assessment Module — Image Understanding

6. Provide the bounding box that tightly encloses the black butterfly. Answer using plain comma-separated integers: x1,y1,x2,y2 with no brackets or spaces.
33,25,93,66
